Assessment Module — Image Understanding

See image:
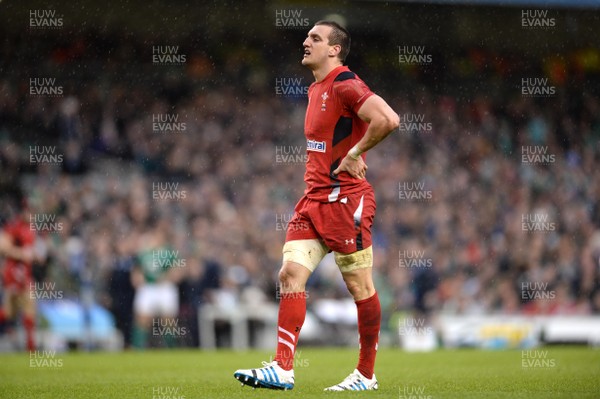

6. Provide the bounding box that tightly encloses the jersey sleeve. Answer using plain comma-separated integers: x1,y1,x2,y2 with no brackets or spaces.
334,78,374,115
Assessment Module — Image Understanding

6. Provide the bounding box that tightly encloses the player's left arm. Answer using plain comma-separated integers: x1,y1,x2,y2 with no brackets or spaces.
333,94,399,179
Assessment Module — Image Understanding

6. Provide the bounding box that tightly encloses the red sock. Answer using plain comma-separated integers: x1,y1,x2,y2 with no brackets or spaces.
23,315,35,351
0,309,6,324
356,292,381,379
274,292,306,371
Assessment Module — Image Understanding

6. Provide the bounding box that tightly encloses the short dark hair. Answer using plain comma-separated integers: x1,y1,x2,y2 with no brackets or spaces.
314,20,350,63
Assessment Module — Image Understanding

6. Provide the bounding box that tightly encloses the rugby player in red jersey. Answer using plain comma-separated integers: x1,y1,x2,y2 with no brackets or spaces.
0,198,39,351
234,20,399,391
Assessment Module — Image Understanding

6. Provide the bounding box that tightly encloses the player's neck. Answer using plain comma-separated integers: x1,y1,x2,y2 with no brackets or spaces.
312,62,343,82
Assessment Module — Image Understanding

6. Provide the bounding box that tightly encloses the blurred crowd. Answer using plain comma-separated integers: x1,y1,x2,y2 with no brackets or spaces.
1,27,600,348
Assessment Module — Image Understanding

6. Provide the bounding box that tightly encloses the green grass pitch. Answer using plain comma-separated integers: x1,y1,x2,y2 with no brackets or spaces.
1,347,599,398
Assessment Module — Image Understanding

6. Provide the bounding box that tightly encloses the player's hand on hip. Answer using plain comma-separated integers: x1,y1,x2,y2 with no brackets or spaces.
333,154,368,179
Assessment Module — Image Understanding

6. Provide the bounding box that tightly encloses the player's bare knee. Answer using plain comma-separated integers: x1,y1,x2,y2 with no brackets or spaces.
277,264,295,286
342,271,375,300
343,277,363,299
278,262,307,292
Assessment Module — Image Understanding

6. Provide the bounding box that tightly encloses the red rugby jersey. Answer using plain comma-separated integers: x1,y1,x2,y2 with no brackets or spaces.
303,65,374,202
2,218,35,276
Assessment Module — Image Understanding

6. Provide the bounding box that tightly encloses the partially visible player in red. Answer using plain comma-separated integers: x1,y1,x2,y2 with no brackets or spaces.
235,20,399,391
0,196,39,351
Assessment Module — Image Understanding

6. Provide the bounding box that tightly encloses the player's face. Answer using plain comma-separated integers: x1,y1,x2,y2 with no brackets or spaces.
302,25,334,68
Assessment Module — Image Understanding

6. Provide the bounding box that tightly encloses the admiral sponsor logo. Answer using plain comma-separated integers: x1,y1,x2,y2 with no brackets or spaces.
307,139,326,153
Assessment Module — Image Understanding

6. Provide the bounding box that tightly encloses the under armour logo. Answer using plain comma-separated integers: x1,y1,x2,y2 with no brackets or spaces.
295,327,300,333
345,239,354,245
